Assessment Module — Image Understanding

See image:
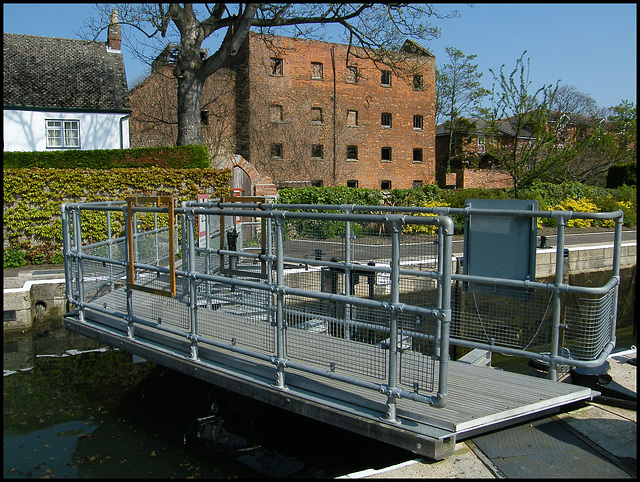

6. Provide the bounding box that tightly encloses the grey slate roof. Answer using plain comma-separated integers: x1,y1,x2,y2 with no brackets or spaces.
3,33,130,112
436,118,534,139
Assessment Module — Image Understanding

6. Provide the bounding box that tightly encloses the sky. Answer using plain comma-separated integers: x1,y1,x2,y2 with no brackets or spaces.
3,3,636,110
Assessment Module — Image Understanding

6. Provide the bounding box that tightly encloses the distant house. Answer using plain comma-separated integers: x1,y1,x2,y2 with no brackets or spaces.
3,11,131,152
435,113,592,189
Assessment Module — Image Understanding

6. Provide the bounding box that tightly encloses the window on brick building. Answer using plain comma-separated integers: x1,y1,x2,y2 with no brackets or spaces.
347,145,358,160
270,104,283,122
413,148,423,163
201,109,210,125
311,107,323,124
270,143,283,158
478,135,486,154
413,74,423,91
346,66,358,84
311,62,323,80
347,180,359,188
381,70,391,86
311,144,324,159
413,180,423,188
381,180,392,190
381,112,392,128
270,57,283,76
347,110,358,127
381,147,392,162
312,180,324,187
413,115,423,130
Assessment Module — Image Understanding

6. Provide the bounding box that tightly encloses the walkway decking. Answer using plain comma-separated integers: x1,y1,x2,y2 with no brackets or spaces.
63,285,595,460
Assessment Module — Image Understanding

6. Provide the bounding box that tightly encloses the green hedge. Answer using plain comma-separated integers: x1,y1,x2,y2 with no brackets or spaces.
2,145,210,169
3,167,231,267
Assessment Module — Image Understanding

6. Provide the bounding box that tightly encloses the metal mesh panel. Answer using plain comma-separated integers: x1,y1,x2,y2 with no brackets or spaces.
562,288,616,360
284,293,388,379
283,218,346,261
197,285,275,353
451,285,553,351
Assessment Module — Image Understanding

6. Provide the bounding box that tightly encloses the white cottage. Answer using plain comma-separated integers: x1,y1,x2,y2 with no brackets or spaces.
3,13,130,152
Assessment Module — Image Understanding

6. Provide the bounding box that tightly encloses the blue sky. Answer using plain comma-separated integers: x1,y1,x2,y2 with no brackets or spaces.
3,3,636,110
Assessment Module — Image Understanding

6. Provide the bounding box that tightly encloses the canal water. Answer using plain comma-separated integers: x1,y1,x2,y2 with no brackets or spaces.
4,267,635,478
4,319,412,479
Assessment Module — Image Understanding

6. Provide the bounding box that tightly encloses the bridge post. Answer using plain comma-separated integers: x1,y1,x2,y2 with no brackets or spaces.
274,212,286,389
187,208,199,360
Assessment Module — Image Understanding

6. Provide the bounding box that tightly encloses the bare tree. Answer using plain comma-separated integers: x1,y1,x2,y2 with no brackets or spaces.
82,4,457,146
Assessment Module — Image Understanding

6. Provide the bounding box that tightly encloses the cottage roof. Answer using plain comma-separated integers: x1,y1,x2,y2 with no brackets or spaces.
436,118,534,139
3,32,130,112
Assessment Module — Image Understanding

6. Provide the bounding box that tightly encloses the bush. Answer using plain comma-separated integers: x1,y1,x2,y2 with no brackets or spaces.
3,248,27,268
3,145,210,169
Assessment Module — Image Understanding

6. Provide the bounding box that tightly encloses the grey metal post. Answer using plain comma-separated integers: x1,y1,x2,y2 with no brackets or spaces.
60,204,73,307
549,216,566,381
107,210,114,292
124,205,134,338
383,218,402,423
274,212,287,389
72,207,86,323
344,205,352,340
187,208,199,360
435,226,444,358
610,214,623,343
434,216,453,407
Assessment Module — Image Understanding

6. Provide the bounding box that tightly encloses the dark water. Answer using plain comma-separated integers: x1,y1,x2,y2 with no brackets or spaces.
3,320,412,479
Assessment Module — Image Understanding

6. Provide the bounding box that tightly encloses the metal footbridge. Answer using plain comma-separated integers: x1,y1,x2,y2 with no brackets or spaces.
61,197,624,459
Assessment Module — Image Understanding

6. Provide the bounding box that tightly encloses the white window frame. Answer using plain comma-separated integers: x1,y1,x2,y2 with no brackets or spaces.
46,119,80,148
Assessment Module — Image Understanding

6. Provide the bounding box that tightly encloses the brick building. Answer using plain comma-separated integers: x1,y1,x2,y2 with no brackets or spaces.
129,32,436,191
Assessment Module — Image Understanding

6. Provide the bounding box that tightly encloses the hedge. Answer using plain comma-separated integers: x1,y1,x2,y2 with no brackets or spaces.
2,145,210,169
3,167,231,266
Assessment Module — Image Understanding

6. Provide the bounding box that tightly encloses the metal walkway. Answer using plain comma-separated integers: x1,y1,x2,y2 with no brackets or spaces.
60,197,624,459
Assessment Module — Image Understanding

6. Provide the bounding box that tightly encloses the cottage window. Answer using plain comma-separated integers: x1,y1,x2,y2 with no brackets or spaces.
46,120,79,148
346,66,358,84
381,180,392,190
311,107,323,124
270,143,283,158
381,70,391,86
346,145,358,161
347,110,358,127
381,147,392,162
381,113,392,128
311,144,324,159
413,74,423,91
347,180,359,188
270,57,283,76
311,62,323,79
413,148,423,163
413,115,423,130
413,180,423,188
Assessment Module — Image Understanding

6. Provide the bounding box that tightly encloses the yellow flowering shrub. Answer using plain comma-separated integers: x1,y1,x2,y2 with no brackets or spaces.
404,201,450,235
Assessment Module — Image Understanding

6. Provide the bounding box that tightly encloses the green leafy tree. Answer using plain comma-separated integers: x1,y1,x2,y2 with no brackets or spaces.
484,51,581,197
436,46,490,184
83,4,458,147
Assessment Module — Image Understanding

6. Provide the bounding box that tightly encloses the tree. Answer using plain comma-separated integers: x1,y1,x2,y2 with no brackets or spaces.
552,84,604,118
83,4,458,146
435,46,490,184
484,52,581,197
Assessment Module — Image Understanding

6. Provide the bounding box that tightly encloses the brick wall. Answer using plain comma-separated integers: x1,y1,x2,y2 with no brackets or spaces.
243,33,436,189
456,168,514,189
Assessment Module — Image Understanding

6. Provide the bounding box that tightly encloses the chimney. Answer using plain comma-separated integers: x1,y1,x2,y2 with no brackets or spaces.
107,9,121,51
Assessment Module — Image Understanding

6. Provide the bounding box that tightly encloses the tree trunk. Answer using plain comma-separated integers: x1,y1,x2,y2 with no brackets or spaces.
176,69,204,146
